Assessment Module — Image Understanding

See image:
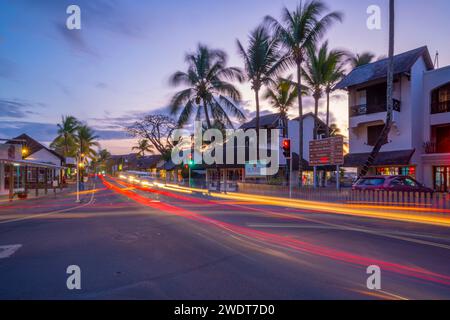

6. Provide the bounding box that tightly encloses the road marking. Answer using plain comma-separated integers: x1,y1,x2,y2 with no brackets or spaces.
0,244,22,259
0,184,96,225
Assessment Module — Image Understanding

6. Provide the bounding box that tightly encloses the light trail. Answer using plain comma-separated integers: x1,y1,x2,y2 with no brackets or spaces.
100,176,450,288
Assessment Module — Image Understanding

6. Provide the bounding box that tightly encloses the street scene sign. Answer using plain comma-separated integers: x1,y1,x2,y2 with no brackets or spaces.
309,136,344,166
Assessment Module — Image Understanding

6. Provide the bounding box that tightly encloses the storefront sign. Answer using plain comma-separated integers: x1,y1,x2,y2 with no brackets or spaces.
309,136,344,166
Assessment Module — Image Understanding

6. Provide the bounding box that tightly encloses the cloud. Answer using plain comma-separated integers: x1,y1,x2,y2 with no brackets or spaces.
0,99,41,118
0,120,129,143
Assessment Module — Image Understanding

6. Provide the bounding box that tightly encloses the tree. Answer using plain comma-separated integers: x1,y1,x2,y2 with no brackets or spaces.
127,115,178,156
263,76,299,138
237,25,288,152
321,43,345,137
76,125,100,161
346,51,375,68
360,0,395,177
328,123,341,137
50,115,80,157
132,139,154,157
169,44,245,129
92,149,111,173
265,0,342,186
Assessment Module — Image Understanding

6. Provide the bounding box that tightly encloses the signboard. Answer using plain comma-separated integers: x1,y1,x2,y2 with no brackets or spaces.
0,144,22,161
309,136,344,166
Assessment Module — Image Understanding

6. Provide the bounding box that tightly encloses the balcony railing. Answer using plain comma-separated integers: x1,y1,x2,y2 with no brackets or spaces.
431,100,450,114
424,141,450,154
350,99,401,117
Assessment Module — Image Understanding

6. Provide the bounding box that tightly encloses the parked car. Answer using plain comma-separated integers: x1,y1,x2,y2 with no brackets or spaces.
352,176,434,193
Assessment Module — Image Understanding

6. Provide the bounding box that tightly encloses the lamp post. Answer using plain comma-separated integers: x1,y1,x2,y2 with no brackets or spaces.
76,153,85,203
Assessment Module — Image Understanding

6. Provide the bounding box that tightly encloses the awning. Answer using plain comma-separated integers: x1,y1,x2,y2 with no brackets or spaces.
0,158,66,169
344,149,415,167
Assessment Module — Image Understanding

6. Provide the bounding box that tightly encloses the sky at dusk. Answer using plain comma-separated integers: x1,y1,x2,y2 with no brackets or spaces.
1,0,449,154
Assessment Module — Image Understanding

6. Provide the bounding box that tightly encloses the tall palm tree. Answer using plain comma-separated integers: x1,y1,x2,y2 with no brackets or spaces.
169,44,245,129
265,0,343,186
132,139,154,157
237,25,288,152
93,149,111,173
76,125,100,161
360,0,395,177
322,43,345,136
346,51,375,69
263,76,299,138
50,115,80,157
302,43,327,140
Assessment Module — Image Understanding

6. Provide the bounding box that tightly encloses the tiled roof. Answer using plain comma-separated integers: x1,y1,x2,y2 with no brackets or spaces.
6,133,65,161
335,46,434,90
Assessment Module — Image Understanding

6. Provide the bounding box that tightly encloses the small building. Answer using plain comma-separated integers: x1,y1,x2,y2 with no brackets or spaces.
0,134,66,199
204,112,330,189
336,46,450,191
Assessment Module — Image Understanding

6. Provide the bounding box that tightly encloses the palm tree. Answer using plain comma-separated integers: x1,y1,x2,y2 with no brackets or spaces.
237,25,288,152
76,125,100,161
263,76,299,138
50,115,80,157
346,51,375,69
169,44,245,129
265,0,343,186
132,139,154,157
360,0,395,177
322,44,345,136
93,149,111,173
302,43,327,140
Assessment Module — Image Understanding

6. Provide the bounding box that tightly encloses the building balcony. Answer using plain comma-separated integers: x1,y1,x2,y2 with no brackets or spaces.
424,141,450,154
349,100,401,132
350,99,401,117
431,100,450,114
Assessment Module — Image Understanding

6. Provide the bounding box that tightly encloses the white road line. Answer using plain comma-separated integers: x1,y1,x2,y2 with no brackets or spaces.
0,244,22,259
0,184,96,225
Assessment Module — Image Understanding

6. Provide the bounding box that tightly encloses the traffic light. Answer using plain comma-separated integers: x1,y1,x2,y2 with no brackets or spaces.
282,139,291,158
187,153,194,167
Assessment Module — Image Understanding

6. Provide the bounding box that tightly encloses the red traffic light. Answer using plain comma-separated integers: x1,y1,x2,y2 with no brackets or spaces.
282,139,291,158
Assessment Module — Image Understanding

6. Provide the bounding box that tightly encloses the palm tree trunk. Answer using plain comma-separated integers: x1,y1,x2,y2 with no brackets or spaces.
313,95,319,140
255,89,260,159
297,61,304,188
326,89,330,137
203,99,212,129
359,0,395,178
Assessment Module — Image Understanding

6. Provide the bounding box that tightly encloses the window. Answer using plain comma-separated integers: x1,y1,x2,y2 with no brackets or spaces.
356,178,385,186
367,125,387,146
431,83,450,114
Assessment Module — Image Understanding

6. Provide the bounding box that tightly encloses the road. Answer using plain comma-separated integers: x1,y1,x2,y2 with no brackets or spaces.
0,175,449,300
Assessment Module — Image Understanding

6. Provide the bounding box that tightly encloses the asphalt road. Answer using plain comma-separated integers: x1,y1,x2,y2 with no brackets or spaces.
0,176,449,300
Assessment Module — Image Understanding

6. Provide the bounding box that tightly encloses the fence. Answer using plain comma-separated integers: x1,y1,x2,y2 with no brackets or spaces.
236,183,450,211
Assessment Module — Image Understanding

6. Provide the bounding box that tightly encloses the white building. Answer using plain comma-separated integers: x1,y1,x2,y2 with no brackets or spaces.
336,46,450,191
0,134,66,197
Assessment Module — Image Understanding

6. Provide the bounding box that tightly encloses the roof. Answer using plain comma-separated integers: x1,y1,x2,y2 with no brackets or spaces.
240,113,284,130
5,134,65,162
335,46,434,90
344,149,415,167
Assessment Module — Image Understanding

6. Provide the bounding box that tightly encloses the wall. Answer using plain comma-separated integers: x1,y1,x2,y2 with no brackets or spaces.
26,149,62,167
287,115,315,162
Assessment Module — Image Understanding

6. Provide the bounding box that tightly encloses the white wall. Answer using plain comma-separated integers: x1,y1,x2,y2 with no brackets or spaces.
26,149,62,166
287,115,316,162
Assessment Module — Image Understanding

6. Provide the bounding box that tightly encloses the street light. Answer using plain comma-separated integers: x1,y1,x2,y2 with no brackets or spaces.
76,153,85,203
